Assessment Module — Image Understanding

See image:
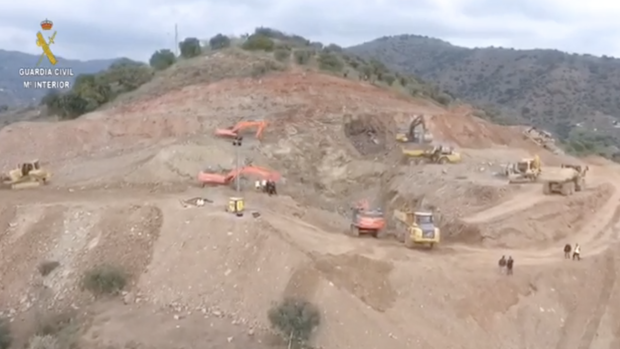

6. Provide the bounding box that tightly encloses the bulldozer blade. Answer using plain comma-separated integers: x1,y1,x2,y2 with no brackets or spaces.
11,181,43,190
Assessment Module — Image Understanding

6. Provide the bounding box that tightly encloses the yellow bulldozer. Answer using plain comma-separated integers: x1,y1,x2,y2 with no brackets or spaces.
393,209,440,249
506,155,541,183
1,160,51,189
402,145,461,164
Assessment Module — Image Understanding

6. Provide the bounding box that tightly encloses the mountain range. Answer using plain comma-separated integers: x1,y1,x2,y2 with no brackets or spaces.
348,35,620,152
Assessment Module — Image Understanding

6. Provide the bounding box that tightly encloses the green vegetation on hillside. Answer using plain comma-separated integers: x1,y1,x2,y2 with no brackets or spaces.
43,27,458,121
348,34,620,158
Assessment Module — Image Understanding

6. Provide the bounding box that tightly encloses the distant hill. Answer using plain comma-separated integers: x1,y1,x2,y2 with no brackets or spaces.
0,50,118,107
348,35,620,156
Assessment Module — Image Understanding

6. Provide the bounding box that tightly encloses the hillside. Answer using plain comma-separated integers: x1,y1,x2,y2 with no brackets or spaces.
348,35,620,155
1,28,620,349
0,49,117,108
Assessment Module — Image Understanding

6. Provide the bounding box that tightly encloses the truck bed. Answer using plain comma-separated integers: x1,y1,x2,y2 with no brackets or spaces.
539,167,577,182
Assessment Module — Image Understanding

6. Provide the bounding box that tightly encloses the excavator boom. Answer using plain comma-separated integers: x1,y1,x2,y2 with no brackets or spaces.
197,165,280,186
215,121,267,139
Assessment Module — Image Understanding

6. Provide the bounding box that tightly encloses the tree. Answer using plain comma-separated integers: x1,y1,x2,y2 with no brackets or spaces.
179,37,201,58
209,34,231,50
268,298,320,348
318,52,344,72
101,60,153,92
242,34,275,51
149,49,176,70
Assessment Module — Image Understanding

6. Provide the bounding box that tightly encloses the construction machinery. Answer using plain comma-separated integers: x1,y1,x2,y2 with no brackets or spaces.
396,115,433,143
540,164,588,196
349,200,386,237
1,160,51,189
393,209,440,249
215,120,267,140
402,145,461,164
506,155,541,183
197,166,280,187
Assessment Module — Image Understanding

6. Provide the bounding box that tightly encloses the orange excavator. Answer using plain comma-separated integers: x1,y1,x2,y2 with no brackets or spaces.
197,166,280,187
349,199,386,237
215,120,267,140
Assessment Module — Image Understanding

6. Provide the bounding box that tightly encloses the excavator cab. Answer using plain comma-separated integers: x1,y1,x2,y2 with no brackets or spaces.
349,200,386,238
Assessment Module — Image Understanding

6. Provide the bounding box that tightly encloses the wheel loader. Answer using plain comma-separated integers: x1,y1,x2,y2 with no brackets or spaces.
506,155,541,183
402,145,461,164
1,160,51,189
393,209,440,249
349,200,386,237
540,164,588,196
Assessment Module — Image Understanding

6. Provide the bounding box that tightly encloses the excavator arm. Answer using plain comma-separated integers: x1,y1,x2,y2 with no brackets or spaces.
215,121,267,139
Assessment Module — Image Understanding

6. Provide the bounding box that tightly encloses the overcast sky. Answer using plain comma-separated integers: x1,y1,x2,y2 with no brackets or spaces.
2,0,620,62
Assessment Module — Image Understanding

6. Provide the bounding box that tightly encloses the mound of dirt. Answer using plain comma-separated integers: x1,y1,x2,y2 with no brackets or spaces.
123,144,235,184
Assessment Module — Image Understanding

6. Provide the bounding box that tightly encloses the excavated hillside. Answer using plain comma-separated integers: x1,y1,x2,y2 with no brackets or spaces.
0,51,619,349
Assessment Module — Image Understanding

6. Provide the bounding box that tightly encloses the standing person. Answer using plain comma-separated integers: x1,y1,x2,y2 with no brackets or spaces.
564,244,572,259
498,255,507,274
572,244,581,261
506,256,514,275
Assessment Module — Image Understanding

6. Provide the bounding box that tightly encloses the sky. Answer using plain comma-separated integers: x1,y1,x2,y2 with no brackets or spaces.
2,0,620,62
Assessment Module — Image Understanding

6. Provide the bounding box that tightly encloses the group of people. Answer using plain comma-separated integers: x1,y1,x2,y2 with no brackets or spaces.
563,243,581,260
498,256,514,275
255,179,277,196
497,244,581,276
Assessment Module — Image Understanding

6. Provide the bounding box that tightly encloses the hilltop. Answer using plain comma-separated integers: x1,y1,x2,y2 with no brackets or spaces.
348,35,620,156
0,49,117,108
0,28,619,349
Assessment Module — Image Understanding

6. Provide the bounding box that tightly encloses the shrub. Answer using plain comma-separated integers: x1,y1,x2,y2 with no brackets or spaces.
0,317,11,349
293,50,312,65
267,297,320,347
179,37,201,58
251,61,283,78
318,52,344,72
242,34,275,51
81,264,127,296
274,49,290,62
209,34,231,50
38,261,60,276
149,49,176,70
383,74,396,86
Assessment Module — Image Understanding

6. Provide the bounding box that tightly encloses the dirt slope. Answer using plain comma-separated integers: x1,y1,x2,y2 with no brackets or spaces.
0,64,618,349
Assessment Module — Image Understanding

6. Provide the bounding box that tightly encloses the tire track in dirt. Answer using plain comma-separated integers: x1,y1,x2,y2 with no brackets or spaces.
576,253,616,349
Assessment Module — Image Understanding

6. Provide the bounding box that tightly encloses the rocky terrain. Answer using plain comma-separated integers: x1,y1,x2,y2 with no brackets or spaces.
0,45,619,349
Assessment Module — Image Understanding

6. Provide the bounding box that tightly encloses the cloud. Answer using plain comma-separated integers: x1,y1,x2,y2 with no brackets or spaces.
1,0,620,62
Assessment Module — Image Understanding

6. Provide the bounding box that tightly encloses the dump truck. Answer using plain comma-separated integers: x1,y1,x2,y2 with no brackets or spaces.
393,209,440,249
540,164,588,196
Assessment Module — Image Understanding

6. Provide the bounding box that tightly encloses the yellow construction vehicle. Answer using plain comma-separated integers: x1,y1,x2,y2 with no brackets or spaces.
1,160,51,189
402,145,461,164
506,155,541,183
393,209,440,249
396,115,433,143
541,164,588,196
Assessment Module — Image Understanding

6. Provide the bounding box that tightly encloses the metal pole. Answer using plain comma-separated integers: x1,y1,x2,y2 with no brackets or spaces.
233,136,242,194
